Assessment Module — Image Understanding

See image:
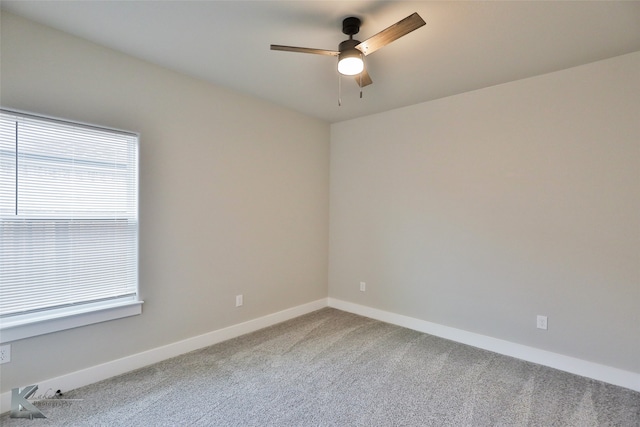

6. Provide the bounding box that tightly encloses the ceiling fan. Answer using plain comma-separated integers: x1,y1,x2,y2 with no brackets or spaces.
271,12,426,88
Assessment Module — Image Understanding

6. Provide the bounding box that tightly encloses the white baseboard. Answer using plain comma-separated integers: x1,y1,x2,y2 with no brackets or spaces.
0,298,328,414
328,298,640,392
3,296,637,414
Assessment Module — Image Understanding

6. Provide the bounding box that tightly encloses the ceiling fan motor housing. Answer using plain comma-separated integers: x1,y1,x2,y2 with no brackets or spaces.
337,38,364,76
339,39,361,53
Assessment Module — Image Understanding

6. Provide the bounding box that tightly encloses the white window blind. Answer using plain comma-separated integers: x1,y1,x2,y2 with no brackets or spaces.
0,109,140,336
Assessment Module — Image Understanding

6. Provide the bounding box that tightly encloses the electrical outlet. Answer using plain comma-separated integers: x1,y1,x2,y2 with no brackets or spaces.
235,294,243,307
537,315,548,330
0,344,11,364
359,282,366,292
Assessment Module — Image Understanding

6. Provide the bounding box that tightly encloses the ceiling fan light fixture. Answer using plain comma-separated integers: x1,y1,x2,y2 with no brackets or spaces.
337,48,364,76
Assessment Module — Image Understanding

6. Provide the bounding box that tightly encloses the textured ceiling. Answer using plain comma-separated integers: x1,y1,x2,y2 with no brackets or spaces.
2,1,640,123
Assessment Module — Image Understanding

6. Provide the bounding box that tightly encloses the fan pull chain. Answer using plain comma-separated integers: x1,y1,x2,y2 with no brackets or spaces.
338,74,342,106
360,55,365,99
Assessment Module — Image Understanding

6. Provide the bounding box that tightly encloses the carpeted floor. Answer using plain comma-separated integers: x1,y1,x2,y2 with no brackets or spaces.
2,308,639,426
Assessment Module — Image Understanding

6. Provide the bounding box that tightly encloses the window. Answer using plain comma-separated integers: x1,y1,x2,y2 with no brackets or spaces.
0,109,141,342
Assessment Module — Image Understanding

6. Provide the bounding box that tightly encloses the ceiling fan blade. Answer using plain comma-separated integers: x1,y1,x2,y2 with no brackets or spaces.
270,45,339,56
355,12,426,56
355,69,373,87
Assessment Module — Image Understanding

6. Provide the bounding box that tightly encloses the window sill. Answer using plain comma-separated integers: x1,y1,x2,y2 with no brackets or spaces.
0,300,143,343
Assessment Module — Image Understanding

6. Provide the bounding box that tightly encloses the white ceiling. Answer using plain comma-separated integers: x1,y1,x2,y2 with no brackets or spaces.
2,1,640,123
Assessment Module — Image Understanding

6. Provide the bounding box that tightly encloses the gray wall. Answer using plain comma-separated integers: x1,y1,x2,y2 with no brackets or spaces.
329,52,640,373
0,12,329,391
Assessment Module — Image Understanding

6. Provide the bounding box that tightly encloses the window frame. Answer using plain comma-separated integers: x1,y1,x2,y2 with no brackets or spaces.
0,108,142,343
